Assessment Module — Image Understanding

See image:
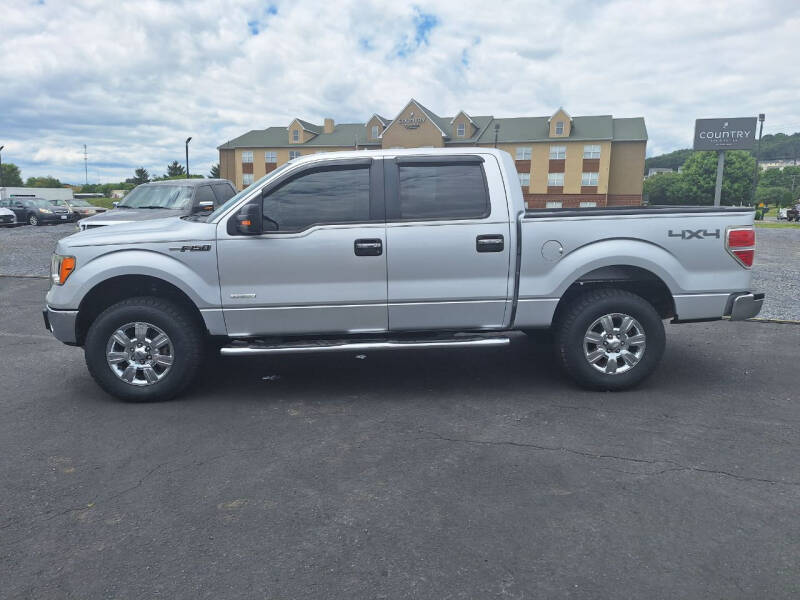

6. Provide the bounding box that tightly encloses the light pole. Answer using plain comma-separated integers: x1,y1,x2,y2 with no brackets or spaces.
751,113,765,204
493,123,500,148
185,137,192,178
0,145,4,188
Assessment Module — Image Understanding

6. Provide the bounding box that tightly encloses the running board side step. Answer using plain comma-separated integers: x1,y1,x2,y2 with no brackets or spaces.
220,335,511,356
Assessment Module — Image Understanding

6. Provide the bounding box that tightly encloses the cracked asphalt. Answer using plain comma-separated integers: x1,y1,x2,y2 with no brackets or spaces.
1,277,799,599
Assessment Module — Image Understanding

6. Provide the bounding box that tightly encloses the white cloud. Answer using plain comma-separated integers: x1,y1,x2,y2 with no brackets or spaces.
0,0,798,183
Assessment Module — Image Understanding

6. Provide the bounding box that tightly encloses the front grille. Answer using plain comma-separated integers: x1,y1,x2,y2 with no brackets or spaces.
0,216,12,223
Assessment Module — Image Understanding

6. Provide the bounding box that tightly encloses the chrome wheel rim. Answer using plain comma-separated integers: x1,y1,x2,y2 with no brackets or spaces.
106,322,174,386
583,313,646,375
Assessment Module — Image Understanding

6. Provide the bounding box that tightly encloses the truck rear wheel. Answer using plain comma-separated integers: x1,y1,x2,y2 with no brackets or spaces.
554,288,665,391
84,296,203,402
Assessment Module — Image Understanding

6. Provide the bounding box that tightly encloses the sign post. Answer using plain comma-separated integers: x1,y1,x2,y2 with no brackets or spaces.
693,117,757,206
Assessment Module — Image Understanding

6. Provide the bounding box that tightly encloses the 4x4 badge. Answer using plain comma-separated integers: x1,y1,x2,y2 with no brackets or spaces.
668,229,720,240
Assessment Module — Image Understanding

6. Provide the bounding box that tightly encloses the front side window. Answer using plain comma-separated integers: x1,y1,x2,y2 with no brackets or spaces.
518,173,530,187
195,185,216,206
581,172,599,186
516,147,532,160
242,173,254,186
212,183,235,204
396,163,489,221
456,123,466,137
549,145,566,160
262,165,370,232
548,173,564,187
555,121,564,135
372,125,379,139
289,151,301,160
265,151,277,163
583,144,601,159
241,151,253,164
292,129,300,142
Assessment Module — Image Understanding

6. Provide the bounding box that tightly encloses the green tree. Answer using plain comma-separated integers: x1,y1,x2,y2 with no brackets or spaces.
127,167,150,185
643,172,687,204
0,163,23,187
681,151,755,205
26,175,63,188
644,148,693,174
165,161,186,178
755,186,793,208
209,163,220,178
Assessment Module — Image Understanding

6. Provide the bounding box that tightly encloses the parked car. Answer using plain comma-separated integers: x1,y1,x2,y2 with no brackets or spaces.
787,204,800,222
76,179,236,231
47,199,81,222
44,148,763,402
0,206,17,227
51,198,107,219
0,197,73,226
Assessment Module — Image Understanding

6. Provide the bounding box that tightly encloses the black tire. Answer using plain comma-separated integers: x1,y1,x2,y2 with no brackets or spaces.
28,214,39,226
84,296,204,402
554,288,665,391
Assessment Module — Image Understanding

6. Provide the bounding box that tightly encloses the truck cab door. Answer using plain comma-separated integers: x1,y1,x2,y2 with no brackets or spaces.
216,158,388,337
384,155,513,331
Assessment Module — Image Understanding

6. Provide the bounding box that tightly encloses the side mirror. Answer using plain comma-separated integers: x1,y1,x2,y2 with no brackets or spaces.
112,201,119,208
235,203,262,235
197,200,215,212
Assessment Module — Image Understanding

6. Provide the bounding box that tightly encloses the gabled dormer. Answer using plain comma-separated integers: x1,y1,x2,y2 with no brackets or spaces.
380,99,448,148
287,118,321,144
450,111,476,139
366,114,389,141
548,108,572,138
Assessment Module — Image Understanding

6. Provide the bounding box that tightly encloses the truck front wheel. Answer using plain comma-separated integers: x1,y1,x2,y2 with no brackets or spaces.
554,289,665,391
84,296,203,402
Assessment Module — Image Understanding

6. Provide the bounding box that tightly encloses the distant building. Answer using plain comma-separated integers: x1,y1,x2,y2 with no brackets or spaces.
646,167,674,178
111,189,128,199
760,159,797,171
218,98,648,208
0,187,73,201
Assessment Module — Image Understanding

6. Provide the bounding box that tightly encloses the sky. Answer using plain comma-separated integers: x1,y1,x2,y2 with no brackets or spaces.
1,0,799,185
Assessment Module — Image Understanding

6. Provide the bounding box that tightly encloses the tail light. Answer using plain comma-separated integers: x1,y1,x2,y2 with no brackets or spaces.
726,226,755,268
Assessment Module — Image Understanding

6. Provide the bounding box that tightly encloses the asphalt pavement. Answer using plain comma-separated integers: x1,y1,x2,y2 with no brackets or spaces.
1,276,799,599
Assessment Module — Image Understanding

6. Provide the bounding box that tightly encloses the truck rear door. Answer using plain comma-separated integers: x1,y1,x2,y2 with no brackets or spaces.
384,155,513,331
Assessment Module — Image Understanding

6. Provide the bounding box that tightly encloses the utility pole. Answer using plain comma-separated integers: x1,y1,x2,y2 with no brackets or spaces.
493,123,500,148
83,144,88,185
0,145,4,188
750,113,765,204
185,137,192,178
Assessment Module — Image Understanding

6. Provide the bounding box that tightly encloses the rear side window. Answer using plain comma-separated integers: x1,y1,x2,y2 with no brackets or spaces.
262,165,370,232
212,183,235,204
195,185,216,206
397,163,489,220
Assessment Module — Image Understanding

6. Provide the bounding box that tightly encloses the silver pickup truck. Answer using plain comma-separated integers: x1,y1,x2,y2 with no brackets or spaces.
44,148,762,402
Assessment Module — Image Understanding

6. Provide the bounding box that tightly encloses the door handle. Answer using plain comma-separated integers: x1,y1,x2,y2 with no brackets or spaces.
354,238,383,256
476,234,504,253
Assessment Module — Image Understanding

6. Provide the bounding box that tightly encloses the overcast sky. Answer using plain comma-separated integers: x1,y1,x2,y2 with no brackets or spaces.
1,0,798,184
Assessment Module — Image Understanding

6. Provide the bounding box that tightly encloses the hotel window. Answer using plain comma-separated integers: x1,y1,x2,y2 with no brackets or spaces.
456,123,466,137
289,151,301,160
548,172,564,187
372,125,379,139
549,145,566,160
241,151,253,163
583,144,601,159
581,172,599,186
555,121,564,135
580,201,597,208
518,173,530,187
516,147,532,160
265,151,277,163
242,173,254,186
292,129,300,142
546,201,563,208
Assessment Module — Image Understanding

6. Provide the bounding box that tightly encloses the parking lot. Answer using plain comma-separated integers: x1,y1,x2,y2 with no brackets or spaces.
1,224,799,598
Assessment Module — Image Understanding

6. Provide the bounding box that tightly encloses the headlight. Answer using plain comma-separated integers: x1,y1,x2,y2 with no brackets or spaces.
39,208,52,214
51,254,76,285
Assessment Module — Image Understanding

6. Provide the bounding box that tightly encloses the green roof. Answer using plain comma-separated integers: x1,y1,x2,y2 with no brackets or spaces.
218,107,647,150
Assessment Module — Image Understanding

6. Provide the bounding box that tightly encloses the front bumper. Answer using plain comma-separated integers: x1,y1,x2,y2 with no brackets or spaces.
729,293,765,321
40,213,75,223
43,306,79,345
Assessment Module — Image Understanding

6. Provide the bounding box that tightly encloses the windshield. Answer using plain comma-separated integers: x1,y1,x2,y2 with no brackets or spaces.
70,199,93,207
206,163,292,221
49,199,68,207
118,185,193,209
26,199,52,208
